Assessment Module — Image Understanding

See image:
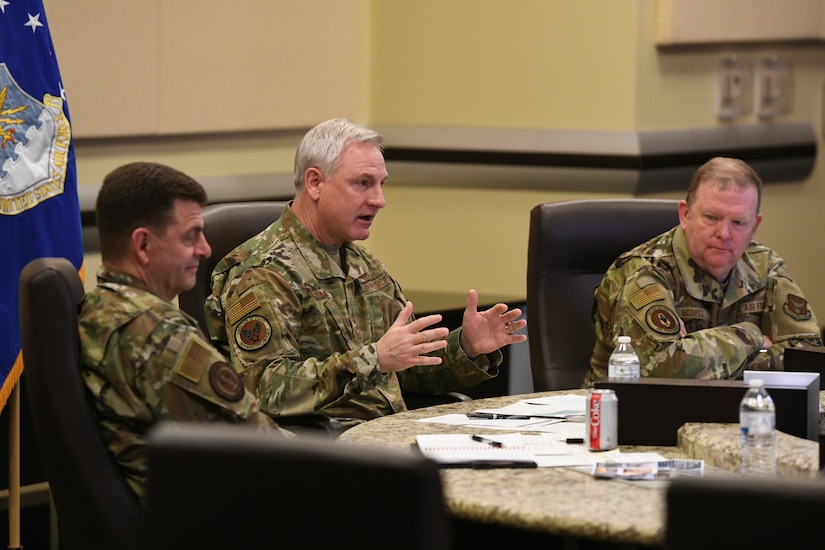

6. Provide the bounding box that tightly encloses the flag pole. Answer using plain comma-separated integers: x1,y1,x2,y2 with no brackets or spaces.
8,384,21,550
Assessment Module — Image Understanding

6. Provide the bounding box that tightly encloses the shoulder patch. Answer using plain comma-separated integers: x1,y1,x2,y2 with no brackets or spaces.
629,285,666,310
646,306,680,335
174,338,212,383
226,292,261,325
783,294,812,321
208,362,245,402
235,315,272,350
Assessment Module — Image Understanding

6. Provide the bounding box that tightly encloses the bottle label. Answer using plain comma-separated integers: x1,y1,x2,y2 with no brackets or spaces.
742,412,774,435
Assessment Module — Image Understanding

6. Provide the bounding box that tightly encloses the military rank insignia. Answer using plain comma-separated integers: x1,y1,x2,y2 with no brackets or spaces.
235,315,272,350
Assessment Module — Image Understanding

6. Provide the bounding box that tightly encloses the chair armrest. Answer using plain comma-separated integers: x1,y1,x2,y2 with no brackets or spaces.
403,391,473,410
446,391,472,402
277,415,345,438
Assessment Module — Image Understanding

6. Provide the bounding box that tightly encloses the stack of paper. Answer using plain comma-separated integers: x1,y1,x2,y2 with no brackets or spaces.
414,432,680,470
417,393,587,434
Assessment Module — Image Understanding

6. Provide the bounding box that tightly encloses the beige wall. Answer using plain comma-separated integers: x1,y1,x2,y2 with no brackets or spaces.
367,0,825,320
369,1,639,130
45,0,365,137
48,0,825,322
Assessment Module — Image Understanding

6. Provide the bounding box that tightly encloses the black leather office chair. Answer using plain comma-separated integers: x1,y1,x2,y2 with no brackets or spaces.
526,199,680,390
146,422,451,550
178,201,288,336
19,257,144,550
665,474,825,549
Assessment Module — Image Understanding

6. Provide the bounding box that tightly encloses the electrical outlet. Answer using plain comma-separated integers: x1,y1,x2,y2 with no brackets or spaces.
717,55,752,120
757,56,792,119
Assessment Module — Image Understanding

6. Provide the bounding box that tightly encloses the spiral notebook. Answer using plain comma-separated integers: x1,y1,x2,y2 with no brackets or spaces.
414,433,537,468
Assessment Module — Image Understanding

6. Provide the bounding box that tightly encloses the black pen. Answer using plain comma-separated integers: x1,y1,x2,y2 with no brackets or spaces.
467,460,537,469
441,460,538,469
466,412,531,420
565,438,585,444
471,434,503,448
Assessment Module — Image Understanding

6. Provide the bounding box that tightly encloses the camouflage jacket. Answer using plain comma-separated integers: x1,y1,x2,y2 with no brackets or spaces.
79,266,280,504
205,203,499,429
584,227,821,387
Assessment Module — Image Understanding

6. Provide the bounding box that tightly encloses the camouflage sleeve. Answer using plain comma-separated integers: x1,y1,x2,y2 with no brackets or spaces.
209,265,499,415
212,268,387,417
748,257,822,370
388,279,500,393
605,269,765,380
133,314,281,434
398,328,500,393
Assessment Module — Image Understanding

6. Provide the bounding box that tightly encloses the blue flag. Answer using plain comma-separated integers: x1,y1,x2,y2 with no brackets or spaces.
0,1,83,413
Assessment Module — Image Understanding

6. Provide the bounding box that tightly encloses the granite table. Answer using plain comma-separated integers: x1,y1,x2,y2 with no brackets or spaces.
336,390,821,548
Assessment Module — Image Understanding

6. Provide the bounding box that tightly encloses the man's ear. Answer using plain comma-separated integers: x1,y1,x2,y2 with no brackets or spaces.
131,227,151,265
304,167,324,200
677,199,689,229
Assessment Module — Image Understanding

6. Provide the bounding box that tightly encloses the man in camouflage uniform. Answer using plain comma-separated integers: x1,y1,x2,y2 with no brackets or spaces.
205,119,527,429
79,162,287,505
584,157,821,387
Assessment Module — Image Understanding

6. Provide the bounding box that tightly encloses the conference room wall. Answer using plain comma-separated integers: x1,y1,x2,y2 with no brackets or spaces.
45,0,825,325
367,0,825,326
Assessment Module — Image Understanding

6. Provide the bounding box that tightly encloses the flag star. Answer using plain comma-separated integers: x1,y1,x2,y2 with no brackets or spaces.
0,1,9,15
25,12,44,33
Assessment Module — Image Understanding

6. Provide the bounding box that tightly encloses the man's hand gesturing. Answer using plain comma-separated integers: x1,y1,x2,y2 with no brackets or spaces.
375,301,449,372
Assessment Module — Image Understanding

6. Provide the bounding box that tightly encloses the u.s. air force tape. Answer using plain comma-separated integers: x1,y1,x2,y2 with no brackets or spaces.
235,315,272,350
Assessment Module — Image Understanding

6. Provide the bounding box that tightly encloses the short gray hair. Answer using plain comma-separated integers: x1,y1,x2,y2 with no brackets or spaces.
293,118,383,190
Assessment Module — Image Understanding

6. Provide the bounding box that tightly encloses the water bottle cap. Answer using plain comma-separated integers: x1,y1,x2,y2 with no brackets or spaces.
617,336,631,344
747,378,765,387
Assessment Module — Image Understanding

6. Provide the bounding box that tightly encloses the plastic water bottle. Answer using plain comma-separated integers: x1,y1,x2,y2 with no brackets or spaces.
607,336,640,379
739,378,776,476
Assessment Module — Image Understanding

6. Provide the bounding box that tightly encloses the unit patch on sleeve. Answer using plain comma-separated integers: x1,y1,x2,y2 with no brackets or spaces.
208,362,245,402
235,315,272,350
783,294,812,321
646,306,680,335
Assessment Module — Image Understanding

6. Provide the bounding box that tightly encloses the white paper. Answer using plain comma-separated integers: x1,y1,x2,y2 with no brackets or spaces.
414,431,672,469
474,393,586,419
415,433,534,465
416,413,580,434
